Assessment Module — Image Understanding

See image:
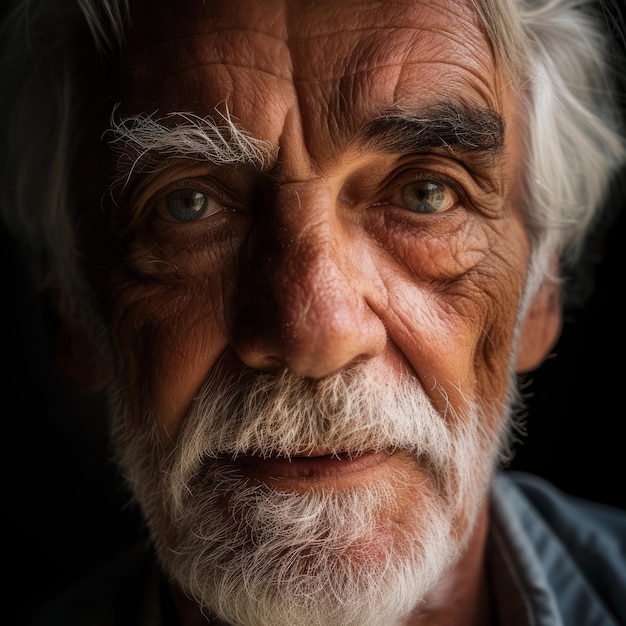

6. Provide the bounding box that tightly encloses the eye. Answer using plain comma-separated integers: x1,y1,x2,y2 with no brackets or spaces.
161,188,224,223
399,180,457,213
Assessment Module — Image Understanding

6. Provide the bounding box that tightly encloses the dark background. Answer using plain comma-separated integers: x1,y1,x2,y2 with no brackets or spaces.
3,0,625,621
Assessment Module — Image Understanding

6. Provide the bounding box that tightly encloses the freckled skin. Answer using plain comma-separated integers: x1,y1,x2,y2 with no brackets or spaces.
93,1,556,623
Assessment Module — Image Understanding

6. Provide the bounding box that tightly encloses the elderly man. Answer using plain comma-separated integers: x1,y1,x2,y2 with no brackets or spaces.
2,0,625,625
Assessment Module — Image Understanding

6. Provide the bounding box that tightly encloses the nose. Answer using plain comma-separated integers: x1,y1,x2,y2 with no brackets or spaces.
231,184,386,379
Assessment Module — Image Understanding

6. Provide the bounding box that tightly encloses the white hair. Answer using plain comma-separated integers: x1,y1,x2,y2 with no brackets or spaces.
108,108,274,176
474,0,626,317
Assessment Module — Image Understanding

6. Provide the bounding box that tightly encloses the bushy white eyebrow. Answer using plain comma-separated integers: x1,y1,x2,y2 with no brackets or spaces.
106,105,275,194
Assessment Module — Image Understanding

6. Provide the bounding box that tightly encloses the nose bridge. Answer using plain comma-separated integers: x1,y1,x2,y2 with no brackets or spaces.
277,185,351,336
232,181,385,378
247,181,343,290
272,182,343,290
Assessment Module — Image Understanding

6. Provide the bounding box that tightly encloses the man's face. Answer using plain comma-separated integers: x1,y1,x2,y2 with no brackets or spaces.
102,0,534,623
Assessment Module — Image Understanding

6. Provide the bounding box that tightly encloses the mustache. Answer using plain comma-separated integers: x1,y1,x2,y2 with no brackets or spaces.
170,359,477,485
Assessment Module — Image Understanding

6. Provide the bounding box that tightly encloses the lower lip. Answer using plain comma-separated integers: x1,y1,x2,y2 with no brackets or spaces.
226,450,391,482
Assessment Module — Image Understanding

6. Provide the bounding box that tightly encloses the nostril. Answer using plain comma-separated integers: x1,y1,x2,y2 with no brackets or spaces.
231,310,288,373
262,355,284,372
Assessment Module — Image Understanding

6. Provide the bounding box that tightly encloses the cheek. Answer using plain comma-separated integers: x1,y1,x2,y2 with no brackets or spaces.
108,270,230,443
372,215,528,418
106,210,247,441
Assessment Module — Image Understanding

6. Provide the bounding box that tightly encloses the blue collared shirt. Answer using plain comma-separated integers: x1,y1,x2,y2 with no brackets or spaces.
489,472,625,626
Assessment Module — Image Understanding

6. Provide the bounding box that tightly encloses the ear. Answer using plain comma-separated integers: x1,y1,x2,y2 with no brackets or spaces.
47,295,111,392
515,276,563,374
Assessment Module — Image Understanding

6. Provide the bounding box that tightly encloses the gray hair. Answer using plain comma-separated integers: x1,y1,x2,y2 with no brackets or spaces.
0,0,624,332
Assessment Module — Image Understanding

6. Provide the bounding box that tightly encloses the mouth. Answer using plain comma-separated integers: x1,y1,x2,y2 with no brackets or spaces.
223,449,392,485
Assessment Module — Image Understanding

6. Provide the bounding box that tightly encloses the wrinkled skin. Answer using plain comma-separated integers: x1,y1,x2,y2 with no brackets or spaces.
75,0,561,624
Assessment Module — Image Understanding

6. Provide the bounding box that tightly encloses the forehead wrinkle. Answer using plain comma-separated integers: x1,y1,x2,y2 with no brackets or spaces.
164,62,296,84
395,60,501,102
283,0,489,78
281,0,480,39
291,59,494,87
142,29,295,83
288,29,472,83
122,0,502,180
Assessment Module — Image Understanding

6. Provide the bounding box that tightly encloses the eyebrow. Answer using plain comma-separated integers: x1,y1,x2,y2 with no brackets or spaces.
106,101,505,201
106,107,275,197
358,103,506,157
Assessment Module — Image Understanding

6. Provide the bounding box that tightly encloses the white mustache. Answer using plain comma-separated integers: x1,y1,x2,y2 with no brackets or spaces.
170,359,478,491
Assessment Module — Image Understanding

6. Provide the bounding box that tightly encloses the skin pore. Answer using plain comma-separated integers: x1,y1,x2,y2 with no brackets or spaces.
83,0,562,624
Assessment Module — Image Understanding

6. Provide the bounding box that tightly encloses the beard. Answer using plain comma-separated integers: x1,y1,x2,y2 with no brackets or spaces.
110,359,515,626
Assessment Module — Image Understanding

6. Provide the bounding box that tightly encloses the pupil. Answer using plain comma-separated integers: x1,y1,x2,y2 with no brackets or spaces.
403,181,444,213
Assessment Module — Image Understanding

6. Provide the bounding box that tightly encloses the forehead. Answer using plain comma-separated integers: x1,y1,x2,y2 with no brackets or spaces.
120,0,508,164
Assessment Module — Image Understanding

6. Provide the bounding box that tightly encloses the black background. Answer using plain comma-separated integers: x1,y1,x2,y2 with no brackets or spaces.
2,0,625,621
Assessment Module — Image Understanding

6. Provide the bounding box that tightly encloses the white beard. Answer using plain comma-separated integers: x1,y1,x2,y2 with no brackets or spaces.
110,360,513,626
